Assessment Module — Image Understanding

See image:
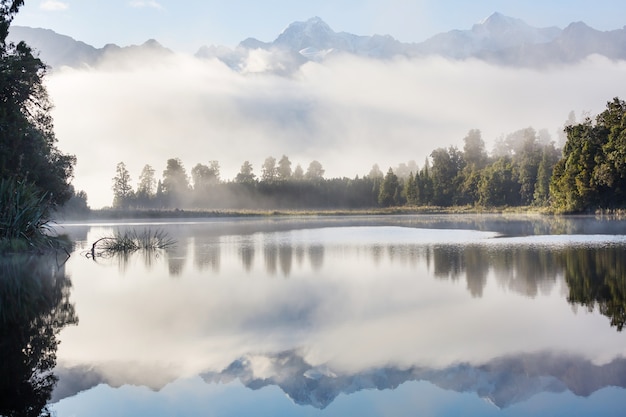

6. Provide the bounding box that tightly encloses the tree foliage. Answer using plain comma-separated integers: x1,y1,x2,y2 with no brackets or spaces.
0,1,75,207
112,162,133,208
550,98,626,212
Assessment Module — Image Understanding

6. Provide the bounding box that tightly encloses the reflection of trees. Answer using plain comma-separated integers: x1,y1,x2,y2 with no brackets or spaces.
166,241,188,276
563,247,626,331
432,246,463,281
194,238,221,273
239,242,255,272
430,245,559,298
278,244,293,277
294,245,305,267
308,245,324,272
0,255,78,417
490,247,559,297
463,247,490,297
264,242,278,275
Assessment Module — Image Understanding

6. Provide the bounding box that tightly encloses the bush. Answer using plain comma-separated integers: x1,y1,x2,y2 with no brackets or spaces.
0,179,54,251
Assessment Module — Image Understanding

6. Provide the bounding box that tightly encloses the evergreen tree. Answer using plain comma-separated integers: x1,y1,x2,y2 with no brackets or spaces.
378,168,399,207
277,155,292,181
430,147,465,206
261,156,277,182
137,164,156,200
305,160,325,181
405,171,418,205
293,164,304,180
235,160,256,184
162,158,189,206
112,162,133,208
533,144,560,206
462,129,488,169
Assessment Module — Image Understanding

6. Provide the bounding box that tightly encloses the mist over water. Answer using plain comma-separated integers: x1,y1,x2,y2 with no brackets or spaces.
46,52,626,208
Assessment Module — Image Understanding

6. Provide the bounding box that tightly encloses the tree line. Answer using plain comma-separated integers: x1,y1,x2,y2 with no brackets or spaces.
86,109,604,212
109,98,626,213
109,127,559,210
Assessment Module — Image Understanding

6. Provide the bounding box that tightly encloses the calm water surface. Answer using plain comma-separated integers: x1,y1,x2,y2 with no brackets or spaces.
2,214,626,416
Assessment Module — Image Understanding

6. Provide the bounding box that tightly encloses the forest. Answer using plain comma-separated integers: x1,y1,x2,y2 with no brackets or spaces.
104,98,626,214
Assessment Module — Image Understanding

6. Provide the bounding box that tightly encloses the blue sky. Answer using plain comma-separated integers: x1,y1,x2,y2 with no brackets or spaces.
12,0,626,52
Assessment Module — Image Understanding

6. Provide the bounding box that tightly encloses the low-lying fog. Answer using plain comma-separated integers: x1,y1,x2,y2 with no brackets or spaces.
46,51,626,208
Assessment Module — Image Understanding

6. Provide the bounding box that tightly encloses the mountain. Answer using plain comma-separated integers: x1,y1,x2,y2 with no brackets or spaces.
7,13,626,72
412,12,562,59
6,26,100,68
189,13,626,69
6,26,173,69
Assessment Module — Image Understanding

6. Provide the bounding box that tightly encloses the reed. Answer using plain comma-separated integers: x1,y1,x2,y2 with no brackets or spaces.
89,229,176,258
0,179,56,252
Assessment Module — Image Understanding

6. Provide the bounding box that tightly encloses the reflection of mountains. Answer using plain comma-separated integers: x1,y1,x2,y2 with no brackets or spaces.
52,349,626,409
204,350,626,409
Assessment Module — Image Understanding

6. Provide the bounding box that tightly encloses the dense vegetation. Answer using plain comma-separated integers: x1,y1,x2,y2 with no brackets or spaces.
110,127,562,211
110,98,626,214
550,98,626,212
0,1,76,250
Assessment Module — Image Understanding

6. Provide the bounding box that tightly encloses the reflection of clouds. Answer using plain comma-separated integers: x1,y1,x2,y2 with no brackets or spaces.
59,222,626,396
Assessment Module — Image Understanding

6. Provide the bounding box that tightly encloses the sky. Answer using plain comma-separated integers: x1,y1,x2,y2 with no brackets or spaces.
12,0,626,52
9,1,626,208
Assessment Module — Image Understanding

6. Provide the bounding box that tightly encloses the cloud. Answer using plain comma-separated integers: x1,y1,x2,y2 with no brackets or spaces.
46,52,626,208
129,0,164,10
40,0,69,11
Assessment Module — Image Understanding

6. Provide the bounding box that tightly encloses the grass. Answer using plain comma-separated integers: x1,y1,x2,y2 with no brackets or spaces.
88,229,176,259
0,178,71,254
83,205,553,220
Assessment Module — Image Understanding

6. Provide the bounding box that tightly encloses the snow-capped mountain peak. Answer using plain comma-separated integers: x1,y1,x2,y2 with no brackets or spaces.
274,16,337,50
478,12,522,28
8,13,626,73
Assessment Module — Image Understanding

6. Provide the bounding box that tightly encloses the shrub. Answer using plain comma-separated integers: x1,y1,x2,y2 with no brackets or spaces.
0,179,54,251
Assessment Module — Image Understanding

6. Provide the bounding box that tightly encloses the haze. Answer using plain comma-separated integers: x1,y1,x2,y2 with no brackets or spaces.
44,50,626,208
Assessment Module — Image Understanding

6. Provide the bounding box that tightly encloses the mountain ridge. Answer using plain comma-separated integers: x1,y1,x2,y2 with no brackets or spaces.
7,13,626,72
51,350,626,409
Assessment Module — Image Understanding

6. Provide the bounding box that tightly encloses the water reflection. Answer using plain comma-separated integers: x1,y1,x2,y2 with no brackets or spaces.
166,240,188,276
201,349,626,409
564,246,626,331
0,255,78,417
193,237,221,273
50,217,626,414
74,222,626,333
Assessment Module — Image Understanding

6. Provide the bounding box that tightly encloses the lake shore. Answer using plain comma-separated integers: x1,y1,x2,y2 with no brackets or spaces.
60,205,556,221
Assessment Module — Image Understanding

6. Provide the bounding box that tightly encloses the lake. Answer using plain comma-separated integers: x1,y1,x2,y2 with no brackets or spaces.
2,214,626,416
